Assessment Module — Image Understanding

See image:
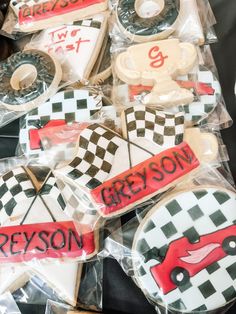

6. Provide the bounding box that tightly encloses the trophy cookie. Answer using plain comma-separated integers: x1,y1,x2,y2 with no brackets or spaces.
115,39,197,106
10,0,108,32
133,186,236,312
0,50,62,112
28,14,108,82
55,106,218,218
116,0,180,42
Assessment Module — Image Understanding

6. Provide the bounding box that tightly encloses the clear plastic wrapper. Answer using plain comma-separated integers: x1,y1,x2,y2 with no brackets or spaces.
51,104,223,220
109,0,217,46
17,86,120,165
25,13,108,83
0,292,21,314
0,48,66,128
0,160,103,307
13,260,103,311
45,299,102,314
2,0,108,35
103,167,236,314
112,41,232,130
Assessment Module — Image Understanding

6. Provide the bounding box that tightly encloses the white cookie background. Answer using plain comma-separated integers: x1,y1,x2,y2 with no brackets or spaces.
26,14,107,82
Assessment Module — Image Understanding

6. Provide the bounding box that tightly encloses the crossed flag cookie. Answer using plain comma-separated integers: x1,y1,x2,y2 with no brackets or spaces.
55,105,218,218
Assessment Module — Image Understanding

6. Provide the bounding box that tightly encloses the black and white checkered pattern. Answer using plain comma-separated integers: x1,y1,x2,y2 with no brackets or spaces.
56,178,99,225
19,89,103,158
56,124,125,189
124,106,184,147
176,66,221,125
0,167,36,223
133,187,236,312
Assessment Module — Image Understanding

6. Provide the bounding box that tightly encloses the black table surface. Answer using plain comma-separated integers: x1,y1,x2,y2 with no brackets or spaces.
1,0,236,313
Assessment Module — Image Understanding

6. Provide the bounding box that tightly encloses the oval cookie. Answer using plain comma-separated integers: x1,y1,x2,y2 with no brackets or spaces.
133,186,236,312
19,89,103,158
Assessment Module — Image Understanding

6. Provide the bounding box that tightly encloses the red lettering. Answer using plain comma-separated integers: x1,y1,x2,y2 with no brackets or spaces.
148,46,168,68
75,38,90,53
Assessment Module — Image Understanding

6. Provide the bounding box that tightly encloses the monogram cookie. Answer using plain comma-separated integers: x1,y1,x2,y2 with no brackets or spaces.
133,186,236,312
115,39,197,106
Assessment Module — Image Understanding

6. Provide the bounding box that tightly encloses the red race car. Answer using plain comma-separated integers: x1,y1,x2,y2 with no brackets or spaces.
150,225,236,295
29,120,89,150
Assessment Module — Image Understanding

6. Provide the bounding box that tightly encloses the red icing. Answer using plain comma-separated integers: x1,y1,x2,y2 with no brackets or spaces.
0,221,95,263
151,225,236,294
129,81,215,101
29,120,66,150
148,46,168,68
91,142,200,216
18,0,105,25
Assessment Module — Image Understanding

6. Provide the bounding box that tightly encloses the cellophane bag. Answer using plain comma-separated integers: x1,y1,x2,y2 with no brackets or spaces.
102,166,236,314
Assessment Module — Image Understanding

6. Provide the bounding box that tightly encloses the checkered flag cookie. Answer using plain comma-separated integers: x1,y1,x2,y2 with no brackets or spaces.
134,187,236,312
123,106,184,147
0,167,36,224
56,123,126,190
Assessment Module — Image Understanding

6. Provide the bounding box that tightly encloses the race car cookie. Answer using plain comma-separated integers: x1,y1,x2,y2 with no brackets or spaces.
132,186,236,312
19,89,103,159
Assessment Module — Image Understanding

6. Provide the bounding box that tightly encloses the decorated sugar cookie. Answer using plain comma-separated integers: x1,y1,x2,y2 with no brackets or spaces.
27,14,107,82
115,39,197,106
0,49,62,112
55,106,218,218
19,89,103,159
0,166,98,305
10,0,108,32
0,167,98,263
128,66,221,125
133,186,236,312
116,0,180,42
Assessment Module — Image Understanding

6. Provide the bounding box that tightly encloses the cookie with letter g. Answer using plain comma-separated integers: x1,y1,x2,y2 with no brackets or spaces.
0,166,98,305
55,105,218,219
132,186,236,313
10,0,108,32
115,39,197,107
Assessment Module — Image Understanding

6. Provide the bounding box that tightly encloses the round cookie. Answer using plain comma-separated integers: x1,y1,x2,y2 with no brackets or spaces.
0,49,62,112
116,0,180,42
19,89,103,158
175,66,222,125
133,186,236,312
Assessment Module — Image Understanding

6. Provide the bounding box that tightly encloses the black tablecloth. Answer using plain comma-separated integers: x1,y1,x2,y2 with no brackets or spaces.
1,0,236,313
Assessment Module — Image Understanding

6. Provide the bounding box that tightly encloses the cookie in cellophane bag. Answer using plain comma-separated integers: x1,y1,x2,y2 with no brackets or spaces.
54,104,220,219
132,184,236,313
0,164,100,306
